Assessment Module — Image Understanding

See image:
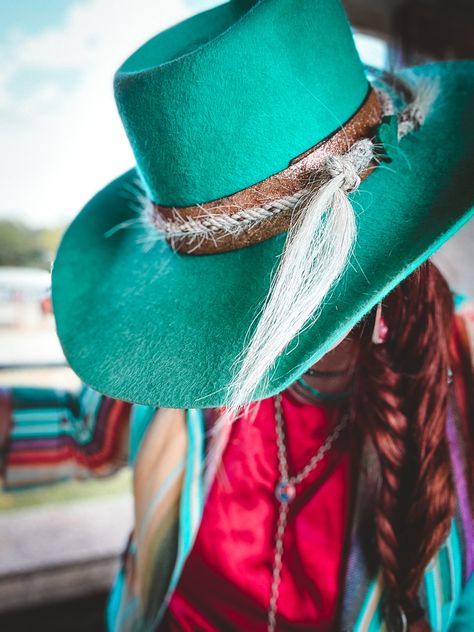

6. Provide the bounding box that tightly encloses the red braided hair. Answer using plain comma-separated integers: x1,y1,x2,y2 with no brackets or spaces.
353,261,456,630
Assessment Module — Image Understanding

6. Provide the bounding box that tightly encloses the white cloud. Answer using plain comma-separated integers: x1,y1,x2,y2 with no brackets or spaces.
0,0,219,227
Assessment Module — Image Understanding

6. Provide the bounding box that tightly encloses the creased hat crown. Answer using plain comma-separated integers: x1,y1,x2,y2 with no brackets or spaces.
114,0,368,208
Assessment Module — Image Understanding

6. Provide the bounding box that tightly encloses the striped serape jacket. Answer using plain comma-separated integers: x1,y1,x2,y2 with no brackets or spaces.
1,301,474,632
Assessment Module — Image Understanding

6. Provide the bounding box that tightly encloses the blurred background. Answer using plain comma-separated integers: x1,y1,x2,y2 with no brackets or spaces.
0,0,472,630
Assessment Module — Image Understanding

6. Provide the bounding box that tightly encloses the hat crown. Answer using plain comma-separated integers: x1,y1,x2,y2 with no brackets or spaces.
114,0,368,207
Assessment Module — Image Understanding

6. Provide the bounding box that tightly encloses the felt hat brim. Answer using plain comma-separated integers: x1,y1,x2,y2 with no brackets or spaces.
52,62,474,408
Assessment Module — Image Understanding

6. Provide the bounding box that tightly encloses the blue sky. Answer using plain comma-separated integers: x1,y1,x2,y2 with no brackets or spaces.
0,0,209,35
0,0,221,227
0,1,76,37
1,0,386,228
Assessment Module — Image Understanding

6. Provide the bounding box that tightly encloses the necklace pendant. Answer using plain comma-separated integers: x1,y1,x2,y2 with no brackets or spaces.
275,480,296,504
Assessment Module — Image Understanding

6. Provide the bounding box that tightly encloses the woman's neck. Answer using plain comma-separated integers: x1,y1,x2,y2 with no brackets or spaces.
289,335,359,404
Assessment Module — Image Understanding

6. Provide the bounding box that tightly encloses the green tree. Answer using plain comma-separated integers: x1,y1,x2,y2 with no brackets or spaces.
0,220,63,269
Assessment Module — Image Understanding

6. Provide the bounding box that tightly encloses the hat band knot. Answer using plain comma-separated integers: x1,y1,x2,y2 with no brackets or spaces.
325,138,374,192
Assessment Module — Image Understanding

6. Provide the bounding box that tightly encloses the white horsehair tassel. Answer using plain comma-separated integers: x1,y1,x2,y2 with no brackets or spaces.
226,138,374,411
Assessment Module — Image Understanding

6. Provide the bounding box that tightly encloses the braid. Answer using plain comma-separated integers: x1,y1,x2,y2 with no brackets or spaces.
354,344,409,600
395,266,454,602
354,261,455,627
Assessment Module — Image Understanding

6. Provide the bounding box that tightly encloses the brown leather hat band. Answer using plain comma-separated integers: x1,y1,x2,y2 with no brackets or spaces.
150,88,382,255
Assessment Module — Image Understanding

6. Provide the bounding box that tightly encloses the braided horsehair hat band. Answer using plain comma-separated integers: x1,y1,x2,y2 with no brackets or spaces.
147,87,382,255
143,75,432,256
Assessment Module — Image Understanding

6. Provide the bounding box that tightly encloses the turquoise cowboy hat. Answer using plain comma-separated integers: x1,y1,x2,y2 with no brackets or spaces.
52,0,474,408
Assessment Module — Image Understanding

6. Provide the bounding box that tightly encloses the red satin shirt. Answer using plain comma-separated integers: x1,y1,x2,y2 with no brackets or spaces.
160,391,360,631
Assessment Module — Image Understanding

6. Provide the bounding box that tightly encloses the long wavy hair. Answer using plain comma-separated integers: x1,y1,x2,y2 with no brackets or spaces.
353,260,467,630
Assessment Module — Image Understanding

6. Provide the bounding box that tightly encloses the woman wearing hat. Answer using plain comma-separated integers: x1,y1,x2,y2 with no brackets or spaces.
1,0,474,630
